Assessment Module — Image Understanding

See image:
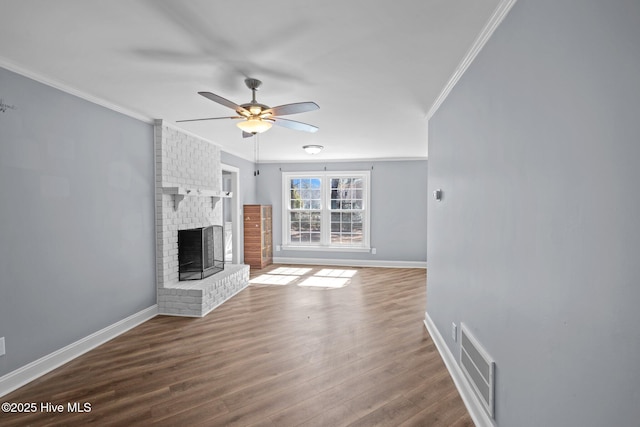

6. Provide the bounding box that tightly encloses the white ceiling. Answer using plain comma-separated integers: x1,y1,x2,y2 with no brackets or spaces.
0,0,500,162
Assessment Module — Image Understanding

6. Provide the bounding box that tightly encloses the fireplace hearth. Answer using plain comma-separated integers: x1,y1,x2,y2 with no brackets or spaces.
178,225,224,281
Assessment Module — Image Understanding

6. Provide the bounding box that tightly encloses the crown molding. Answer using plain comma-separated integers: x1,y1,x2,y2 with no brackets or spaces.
258,156,428,164
0,57,154,124
157,119,227,149
220,145,255,163
426,0,518,120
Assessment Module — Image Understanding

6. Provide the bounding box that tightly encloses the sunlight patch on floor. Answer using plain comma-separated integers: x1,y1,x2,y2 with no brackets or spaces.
250,267,357,288
314,269,357,278
269,267,313,276
250,274,299,285
298,276,350,288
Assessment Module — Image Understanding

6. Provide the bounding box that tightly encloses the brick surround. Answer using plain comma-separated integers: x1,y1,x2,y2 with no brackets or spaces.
154,120,249,317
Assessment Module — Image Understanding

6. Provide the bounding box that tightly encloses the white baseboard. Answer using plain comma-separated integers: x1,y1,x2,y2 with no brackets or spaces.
423,311,495,427
273,257,426,269
0,305,158,398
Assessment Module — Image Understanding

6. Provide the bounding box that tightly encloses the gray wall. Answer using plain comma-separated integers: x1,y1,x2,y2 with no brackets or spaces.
0,67,156,376
220,151,259,263
255,160,427,263
427,0,640,425
221,151,258,206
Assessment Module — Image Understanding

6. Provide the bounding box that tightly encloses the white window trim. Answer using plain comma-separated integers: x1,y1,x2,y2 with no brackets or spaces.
281,170,371,252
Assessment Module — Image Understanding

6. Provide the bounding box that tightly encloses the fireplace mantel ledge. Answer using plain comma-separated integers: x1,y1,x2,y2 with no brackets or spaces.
162,186,232,211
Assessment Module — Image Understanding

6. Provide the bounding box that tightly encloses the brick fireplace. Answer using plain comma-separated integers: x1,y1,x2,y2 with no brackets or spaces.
154,120,249,317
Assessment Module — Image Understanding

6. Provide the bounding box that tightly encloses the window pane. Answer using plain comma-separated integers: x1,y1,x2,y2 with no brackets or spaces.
330,177,363,211
290,178,321,211
326,208,364,246
288,204,321,244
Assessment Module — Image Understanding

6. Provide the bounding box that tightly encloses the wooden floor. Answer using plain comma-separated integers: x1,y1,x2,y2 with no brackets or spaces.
0,265,472,426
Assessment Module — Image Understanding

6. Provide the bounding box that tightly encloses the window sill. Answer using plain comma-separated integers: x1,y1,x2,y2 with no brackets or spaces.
282,245,371,253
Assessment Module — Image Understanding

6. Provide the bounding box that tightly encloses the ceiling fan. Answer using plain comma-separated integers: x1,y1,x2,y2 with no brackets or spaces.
177,78,319,138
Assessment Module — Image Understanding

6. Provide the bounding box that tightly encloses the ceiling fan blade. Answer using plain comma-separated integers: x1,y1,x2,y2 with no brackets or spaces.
273,118,319,133
266,102,319,116
176,116,242,123
198,92,250,115
242,131,253,138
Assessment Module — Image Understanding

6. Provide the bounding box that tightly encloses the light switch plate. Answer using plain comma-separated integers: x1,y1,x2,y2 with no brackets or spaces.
452,323,458,342
0,337,5,356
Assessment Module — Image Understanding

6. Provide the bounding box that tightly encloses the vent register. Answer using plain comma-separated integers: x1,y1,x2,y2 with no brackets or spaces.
460,324,495,418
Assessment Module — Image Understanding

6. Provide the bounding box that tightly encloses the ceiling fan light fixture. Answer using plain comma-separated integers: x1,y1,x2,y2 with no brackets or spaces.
303,144,324,155
185,79,319,136
237,118,272,134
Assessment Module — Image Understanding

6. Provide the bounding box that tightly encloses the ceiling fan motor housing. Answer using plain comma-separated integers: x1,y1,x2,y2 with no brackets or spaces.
240,102,271,116
245,78,262,91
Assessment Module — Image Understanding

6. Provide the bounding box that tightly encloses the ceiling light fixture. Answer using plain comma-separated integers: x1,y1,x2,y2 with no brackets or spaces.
237,118,272,134
303,145,324,155
248,105,263,115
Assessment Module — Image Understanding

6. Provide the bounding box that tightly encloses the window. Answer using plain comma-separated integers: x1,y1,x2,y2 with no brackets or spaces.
282,171,370,252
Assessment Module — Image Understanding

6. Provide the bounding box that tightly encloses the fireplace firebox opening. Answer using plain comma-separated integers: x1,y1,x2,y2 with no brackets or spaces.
178,225,224,281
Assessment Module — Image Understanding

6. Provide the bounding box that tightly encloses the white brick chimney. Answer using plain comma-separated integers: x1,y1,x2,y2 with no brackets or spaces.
154,120,248,317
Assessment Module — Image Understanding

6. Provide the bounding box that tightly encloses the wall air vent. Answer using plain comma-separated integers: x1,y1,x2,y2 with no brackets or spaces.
460,323,495,418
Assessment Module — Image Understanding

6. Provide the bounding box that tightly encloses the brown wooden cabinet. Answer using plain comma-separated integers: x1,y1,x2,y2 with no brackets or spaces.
243,204,272,269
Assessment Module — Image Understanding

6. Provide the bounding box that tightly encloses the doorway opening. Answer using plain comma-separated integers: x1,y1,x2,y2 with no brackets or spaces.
221,164,240,264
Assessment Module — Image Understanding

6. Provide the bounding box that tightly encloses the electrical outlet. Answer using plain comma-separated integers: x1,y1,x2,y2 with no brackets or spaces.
0,337,5,356
371,248,377,255
452,323,458,342
276,245,281,252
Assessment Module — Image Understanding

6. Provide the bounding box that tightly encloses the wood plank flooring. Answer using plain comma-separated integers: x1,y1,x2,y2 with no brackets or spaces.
0,265,472,426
